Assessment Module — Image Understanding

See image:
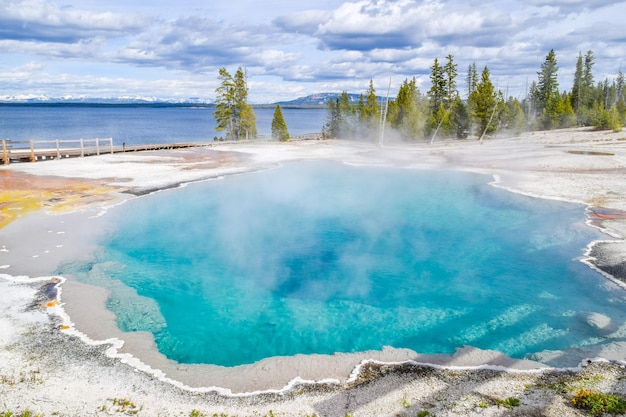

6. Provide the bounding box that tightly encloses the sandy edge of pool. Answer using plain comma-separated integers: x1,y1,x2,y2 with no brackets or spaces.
2,127,626,416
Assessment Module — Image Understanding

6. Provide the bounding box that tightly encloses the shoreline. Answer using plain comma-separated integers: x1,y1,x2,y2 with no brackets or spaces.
2,127,626,415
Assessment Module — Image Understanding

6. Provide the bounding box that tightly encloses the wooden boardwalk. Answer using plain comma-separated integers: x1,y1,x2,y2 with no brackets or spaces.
0,138,209,165
1,133,324,165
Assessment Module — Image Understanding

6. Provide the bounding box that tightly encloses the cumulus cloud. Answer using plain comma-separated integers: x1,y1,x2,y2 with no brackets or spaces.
526,0,620,13
0,0,147,43
273,9,331,34
0,0,624,102
0,38,105,59
113,17,285,70
0,63,216,99
277,0,518,52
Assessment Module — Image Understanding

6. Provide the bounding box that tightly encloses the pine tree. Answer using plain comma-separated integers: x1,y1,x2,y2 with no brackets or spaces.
616,70,626,120
536,49,559,113
571,50,597,126
582,50,595,108
324,92,358,139
337,91,356,139
428,58,446,110
535,49,561,129
608,104,623,132
466,62,478,99
428,57,452,136
323,98,339,138
572,52,584,119
542,92,575,129
214,67,236,140
470,65,499,136
213,67,256,140
504,96,527,135
443,54,458,103
271,105,290,141
392,78,423,140
365,80,380,122
617,70,625,105
358,80,380,139
450,96,470,138
466,62,479,132
559,92,576,127
233,68,257,139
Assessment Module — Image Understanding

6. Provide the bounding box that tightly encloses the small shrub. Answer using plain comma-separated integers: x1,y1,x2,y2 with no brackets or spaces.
190,410,207,417
401,396,411,408
495,397,520,409
417,411,430,417
109,398,139,415
478,401,489,408
572,388,626,416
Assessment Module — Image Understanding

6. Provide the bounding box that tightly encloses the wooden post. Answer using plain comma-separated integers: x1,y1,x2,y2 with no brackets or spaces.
1,139,8,165
109,137,113,154
56,139,61,160
96,138,100,156
29,140,36,162
80,138,84,157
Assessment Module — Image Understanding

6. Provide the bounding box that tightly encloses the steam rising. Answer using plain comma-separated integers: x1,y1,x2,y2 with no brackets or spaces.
62,161,625,367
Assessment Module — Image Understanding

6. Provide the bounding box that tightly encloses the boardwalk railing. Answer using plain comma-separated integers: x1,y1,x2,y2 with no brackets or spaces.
1,133,326,165
1,138,113,164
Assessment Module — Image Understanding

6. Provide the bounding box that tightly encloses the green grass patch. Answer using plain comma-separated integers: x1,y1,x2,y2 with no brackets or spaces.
572,389,626,416
1,411,44,417
495,397,520,409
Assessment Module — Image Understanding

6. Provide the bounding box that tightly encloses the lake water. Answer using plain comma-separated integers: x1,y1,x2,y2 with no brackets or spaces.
58,161,626,367
0,105,327,145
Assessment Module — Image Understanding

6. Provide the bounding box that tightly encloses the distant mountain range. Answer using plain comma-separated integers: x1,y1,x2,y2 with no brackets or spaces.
0,94,212,105
0,93,382,107
274,93,364,107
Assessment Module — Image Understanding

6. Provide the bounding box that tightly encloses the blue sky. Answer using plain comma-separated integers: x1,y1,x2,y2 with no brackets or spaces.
0,0,624,103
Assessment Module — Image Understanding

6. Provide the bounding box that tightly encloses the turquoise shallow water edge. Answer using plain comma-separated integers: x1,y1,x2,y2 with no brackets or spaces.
59,161,626,367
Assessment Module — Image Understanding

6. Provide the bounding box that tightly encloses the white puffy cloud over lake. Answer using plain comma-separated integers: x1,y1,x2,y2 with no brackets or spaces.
0,0,624,103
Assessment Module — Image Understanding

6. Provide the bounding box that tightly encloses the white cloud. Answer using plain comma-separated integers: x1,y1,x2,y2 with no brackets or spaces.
0,63,217,99
297,0,519,51
0,38,105,59
0,0,147,42
0,0,625,102
273,9,331,34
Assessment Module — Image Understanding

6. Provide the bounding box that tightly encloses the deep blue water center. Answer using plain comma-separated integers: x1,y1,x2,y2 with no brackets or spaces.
63,161,624,367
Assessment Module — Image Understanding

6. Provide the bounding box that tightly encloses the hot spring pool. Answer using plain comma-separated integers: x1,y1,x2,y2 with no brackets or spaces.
60,161,626,367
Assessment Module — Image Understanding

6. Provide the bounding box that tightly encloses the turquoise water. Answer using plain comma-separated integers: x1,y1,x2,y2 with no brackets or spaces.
60,162,626,367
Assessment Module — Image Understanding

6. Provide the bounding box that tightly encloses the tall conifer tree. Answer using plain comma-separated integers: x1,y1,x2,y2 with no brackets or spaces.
428,58,446,110
470,65,498,136
358,80,380,139
271,105,290,141
443,54,458,103
393,78,422,139
214,67,256,140
535,49,559,126
323,98,339,138
572,52,584,116
466,62,478,99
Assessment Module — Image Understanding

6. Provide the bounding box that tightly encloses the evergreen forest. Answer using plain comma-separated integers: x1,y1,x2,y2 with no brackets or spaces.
213,50,625,142
323,49,625,141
